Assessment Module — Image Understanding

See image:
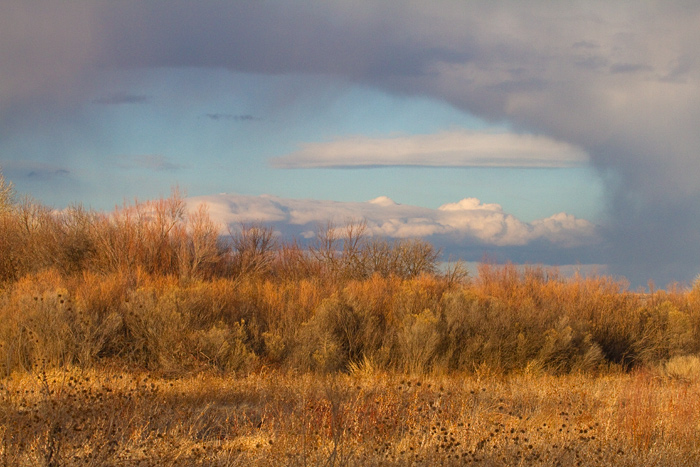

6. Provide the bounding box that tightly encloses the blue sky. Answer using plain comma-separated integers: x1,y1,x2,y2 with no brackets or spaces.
4,68,603,222
2,1,700,287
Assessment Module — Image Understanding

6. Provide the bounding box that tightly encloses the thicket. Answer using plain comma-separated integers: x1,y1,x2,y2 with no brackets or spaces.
2,172,700,378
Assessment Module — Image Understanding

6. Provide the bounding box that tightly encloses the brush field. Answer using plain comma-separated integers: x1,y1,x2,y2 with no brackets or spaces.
2,181,700,465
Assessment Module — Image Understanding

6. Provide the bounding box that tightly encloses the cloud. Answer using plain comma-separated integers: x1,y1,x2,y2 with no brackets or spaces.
609,63,654,74
572,41,599,50
114,155,182,171
92,92,150,105
271,130,588,168
186,193,601,262
205,113,259,121
0,161,72,181
26,168,70,181
0,2,98,115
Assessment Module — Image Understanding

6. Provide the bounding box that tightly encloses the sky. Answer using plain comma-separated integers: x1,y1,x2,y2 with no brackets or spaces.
2,1,700,288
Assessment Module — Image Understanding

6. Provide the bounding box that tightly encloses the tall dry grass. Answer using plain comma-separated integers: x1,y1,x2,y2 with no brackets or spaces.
2,367,699,466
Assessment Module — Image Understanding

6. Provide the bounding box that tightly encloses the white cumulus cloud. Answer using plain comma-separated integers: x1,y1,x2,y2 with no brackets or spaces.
186,193,600,252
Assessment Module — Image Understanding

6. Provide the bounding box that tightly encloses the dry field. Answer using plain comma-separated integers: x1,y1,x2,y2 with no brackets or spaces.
2,181,700,465
2,366,700,466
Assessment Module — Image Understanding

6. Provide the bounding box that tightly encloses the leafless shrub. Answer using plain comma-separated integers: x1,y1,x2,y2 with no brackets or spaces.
227,223,277,278
177,203,223,281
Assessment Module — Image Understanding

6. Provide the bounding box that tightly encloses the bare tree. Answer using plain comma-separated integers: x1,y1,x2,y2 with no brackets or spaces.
177,203,222,280
0,168,15,214
229,223,277,277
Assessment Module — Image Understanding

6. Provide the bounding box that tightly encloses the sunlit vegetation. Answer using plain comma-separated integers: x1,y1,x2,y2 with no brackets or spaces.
2,173,700,465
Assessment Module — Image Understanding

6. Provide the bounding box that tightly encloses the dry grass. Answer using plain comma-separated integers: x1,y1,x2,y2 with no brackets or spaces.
2,367,699,466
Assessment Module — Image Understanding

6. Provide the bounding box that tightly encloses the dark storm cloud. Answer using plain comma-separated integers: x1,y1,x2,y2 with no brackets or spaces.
90,2,464,79
3,0,700,285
